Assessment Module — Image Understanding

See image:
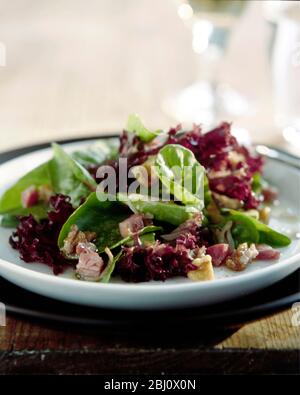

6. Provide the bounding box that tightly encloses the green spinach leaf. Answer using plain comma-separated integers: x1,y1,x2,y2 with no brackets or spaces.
109,225,162,250
49,143,97,207
0,214,19,228
154,144,205,210
0,162,50,215
252,172,262,193
71,139,119,167
204,174,212,206
0,204,48,228
126,114,162,143
139,231,156,246
223,209,291,247
58,192,130,251
59,191,162,253
119,193,198,226
99,250,122,283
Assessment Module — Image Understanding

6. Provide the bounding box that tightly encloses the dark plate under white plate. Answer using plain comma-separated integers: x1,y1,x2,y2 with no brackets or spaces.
0,268,299,329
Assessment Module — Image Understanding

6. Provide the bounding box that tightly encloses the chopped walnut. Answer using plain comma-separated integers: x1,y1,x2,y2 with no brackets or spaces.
227,151,245,167
187,255,215,281
225,243,258,271
212,192,242,210
62,224,97,257
193,246,207,259
206,200,224,224
38,185,53,203
209,169,231,179
259,207,271,224
209,167,247,180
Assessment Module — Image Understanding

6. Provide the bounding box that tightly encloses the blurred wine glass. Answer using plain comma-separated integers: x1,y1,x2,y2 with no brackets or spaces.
264,1,300,149
163,0,250,124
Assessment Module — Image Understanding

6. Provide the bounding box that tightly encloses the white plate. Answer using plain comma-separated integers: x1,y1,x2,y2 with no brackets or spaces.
0,140,299,310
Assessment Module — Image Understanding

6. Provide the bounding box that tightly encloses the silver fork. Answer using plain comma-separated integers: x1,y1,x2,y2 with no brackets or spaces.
255,145,300,170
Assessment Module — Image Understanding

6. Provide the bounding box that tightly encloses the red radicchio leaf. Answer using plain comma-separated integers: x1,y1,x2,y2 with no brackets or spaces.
9,194,74,274
116,242,196,282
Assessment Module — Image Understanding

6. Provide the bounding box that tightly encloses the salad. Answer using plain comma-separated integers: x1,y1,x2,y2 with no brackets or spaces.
0,115,291,283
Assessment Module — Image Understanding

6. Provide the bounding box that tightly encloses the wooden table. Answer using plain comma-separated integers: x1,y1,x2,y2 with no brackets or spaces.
0,0,299,375
0,310,299,374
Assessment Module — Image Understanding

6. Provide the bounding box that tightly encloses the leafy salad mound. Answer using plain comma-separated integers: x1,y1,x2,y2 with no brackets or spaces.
0,115,291,283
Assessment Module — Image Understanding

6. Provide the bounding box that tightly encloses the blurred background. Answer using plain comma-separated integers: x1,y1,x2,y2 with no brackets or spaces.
0,0,299,155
